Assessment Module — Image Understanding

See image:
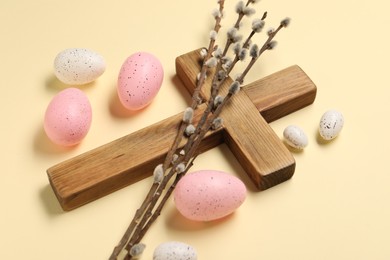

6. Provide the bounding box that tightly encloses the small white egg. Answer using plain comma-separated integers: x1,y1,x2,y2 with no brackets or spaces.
153,241,197,260
54,48,106,85
283,125,308,149
319,110,344,140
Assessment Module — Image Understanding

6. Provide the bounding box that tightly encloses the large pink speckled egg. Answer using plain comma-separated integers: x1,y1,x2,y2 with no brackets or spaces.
44,88,92,146
117,52,164,110
174,170,246,221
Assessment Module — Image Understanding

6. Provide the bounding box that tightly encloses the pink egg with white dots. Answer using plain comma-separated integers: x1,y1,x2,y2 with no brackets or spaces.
174,170,246,221
44,88,92,146
117,52,164,110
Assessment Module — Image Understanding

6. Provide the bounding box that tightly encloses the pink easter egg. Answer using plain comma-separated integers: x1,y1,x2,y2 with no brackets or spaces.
174,170,246,221
44,88,92,146
117,52,164,110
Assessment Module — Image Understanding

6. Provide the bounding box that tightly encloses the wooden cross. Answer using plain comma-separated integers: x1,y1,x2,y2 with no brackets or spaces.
47,49,316,211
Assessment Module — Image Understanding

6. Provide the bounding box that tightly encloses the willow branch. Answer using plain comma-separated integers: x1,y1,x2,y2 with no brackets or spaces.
110,2,290,259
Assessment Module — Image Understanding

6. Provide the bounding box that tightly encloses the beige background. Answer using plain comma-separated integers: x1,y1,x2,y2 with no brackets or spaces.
1,0,389,259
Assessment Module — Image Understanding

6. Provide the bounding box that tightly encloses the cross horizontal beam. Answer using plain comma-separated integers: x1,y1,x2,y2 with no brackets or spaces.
47,49,316,211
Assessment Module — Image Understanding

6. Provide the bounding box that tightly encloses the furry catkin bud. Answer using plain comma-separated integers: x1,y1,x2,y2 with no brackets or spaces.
153,164,164,184
205,57,217,68
212,8,222,19
229,81,241,95
267,28,275,36
250,44,259,58
211,117,223,130
185,124,196,136
281,17,291,27
129,243,146,258
209,30,217,41
200,48,207,58
243,7,256,16
235,1,245,13
176,163,186,173
238,48,247,61
221,56,232,64
183,107,194,123
227,27,238,41
252,19,265,33
267,41,277,50
222,58,232,71
214,95,224,108
234,73,243,81
233,43,242,55
213,48,223,59
217,70,226,81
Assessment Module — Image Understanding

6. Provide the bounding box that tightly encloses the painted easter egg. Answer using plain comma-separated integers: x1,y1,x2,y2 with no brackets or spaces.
54,48,106,85
319,109,344,140
153,241,197,260
117,52,164,110
283,125,308,149
44,88,92,146
174,170,246,221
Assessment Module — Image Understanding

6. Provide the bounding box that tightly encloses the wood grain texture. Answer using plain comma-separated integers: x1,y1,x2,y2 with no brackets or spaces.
175,49,317,122
47,48,316,211
175,49,316,190
48,106,223,211
244,65,317,122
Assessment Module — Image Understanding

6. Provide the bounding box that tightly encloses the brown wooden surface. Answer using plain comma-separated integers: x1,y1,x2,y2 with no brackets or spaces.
175,50,316,190
47,49,316,211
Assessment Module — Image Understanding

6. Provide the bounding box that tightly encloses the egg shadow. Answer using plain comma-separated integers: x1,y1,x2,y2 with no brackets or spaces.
170,75,193,105
33,125,77,155
165,207,235,232
215,144,258,193
108,85,150,118
45,74,96,93
315,130,335,145
282,139,305,154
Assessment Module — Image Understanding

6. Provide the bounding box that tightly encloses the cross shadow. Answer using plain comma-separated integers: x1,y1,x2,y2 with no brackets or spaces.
45,74,96,93
170,74,193,105
39,184,64,216
216,144,259,193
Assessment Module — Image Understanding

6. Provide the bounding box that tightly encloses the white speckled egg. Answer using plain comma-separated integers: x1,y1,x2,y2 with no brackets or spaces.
44,88,92,146
153,241,197,260
117,52,164,110
174,170,246,221
283,125,308,149
54,48,106,85
319,109,344,140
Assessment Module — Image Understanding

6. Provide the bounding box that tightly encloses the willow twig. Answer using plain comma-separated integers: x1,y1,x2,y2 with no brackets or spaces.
109,1,290,258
